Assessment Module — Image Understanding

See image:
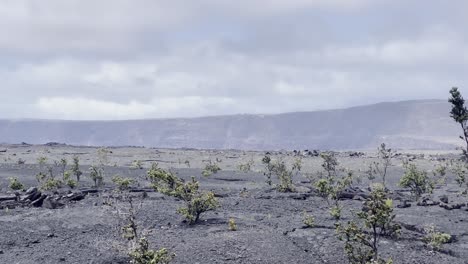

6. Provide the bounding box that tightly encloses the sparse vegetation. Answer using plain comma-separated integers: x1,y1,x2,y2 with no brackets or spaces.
228,218,237,231
366,143,394,188
399,162,434,199
314,152,353,219
449,87,468,160
147,163,219,224
119,196,174,264
132,160,144,170
89,165,104,188
113,175,135,190
262,154,274,186
71,156,83,182
238,159,254,173
302,212,315,228
337,185,399,264
424,225,452,251
8,177,24,190
202,160,221,177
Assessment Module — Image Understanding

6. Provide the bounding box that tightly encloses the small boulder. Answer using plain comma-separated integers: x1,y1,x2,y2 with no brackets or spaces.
397,200,411,208
439,195,449,204
31,194,47,207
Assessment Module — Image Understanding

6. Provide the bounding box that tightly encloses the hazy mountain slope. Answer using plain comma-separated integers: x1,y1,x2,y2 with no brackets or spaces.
0,99,460,150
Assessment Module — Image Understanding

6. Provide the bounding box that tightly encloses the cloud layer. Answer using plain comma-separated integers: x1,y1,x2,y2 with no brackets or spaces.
1,0,467,120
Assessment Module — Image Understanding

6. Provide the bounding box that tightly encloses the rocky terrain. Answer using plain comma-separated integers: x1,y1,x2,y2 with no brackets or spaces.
0,144,467,264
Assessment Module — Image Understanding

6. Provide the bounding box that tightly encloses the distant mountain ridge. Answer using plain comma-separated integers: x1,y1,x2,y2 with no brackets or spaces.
0,99,461,150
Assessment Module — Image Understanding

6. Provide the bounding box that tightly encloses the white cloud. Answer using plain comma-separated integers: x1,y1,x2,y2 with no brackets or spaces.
35,96,237,120
1,1,468,119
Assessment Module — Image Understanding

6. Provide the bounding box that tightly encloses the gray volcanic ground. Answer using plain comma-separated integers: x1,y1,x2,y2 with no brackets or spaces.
0,99,460,150
0,144,467,264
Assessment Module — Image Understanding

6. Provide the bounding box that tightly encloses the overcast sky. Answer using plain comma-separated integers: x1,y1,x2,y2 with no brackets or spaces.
1,0,467,120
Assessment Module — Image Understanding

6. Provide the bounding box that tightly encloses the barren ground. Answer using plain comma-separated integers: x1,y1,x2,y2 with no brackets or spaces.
0,144,467,264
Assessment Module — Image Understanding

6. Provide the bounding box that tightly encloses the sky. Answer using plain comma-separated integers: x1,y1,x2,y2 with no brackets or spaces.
1,0,468,120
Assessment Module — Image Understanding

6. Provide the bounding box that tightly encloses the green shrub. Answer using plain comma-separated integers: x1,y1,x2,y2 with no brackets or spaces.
202,161,221,177
448,87,468,160
148,163,219,224
132,160,144,170
41,178,63,191
238,159,254,173
228,218,237,231
337,186,399,264
399,162,434,199
424,225,451,251
302,212,315,228
8,177,24,190
314,153,353,219
120,197,174,264
261,156,300,192
89,165,104,188
262,155,274,186
366,143,394,188
66,179,77,188
71,156,83,182
130,238,173,264
113,175,135,191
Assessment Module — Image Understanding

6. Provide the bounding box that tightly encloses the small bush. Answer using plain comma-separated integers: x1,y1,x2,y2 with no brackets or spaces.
366,143,394,188
238,159,254,173
329,205,342,220
262,155,274,186
399,162,434,199
129,238,173,264
302,212,315,228
261,156,300,192
337,186,399,264
424,225,451,251
89,165,104,188
66,179,77,188
8,177,24,190
148,164,219,224
228,218,237,231
202,161,221,177
71,156,83,182
120,197,174,264
132,160,144,170
314,153,353,219
41,178,63,191
113,175,135,191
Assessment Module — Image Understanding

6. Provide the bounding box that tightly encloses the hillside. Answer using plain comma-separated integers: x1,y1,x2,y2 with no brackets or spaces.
0,99,460,150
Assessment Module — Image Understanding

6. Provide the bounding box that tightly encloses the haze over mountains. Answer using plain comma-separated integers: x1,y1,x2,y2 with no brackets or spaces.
0,99,461,150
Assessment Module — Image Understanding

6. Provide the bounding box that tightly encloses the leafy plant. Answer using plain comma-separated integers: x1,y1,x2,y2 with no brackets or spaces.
262,154,274,186
41,178,63,191
8,177,24,190
71,156,83,182
202,160,221,177
449,87,468,160
238,159,254,173
314,153,353,219
89,165,104,188
424,225,451,251
147,164,219,224
132,160,144,170
337,186,399,264
366,143,394,188
113,175,135,191
120,196,174,264
35,158,63,191
63,171,77,188
302,212,315,228
398,162,434,199
228,218,237,231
